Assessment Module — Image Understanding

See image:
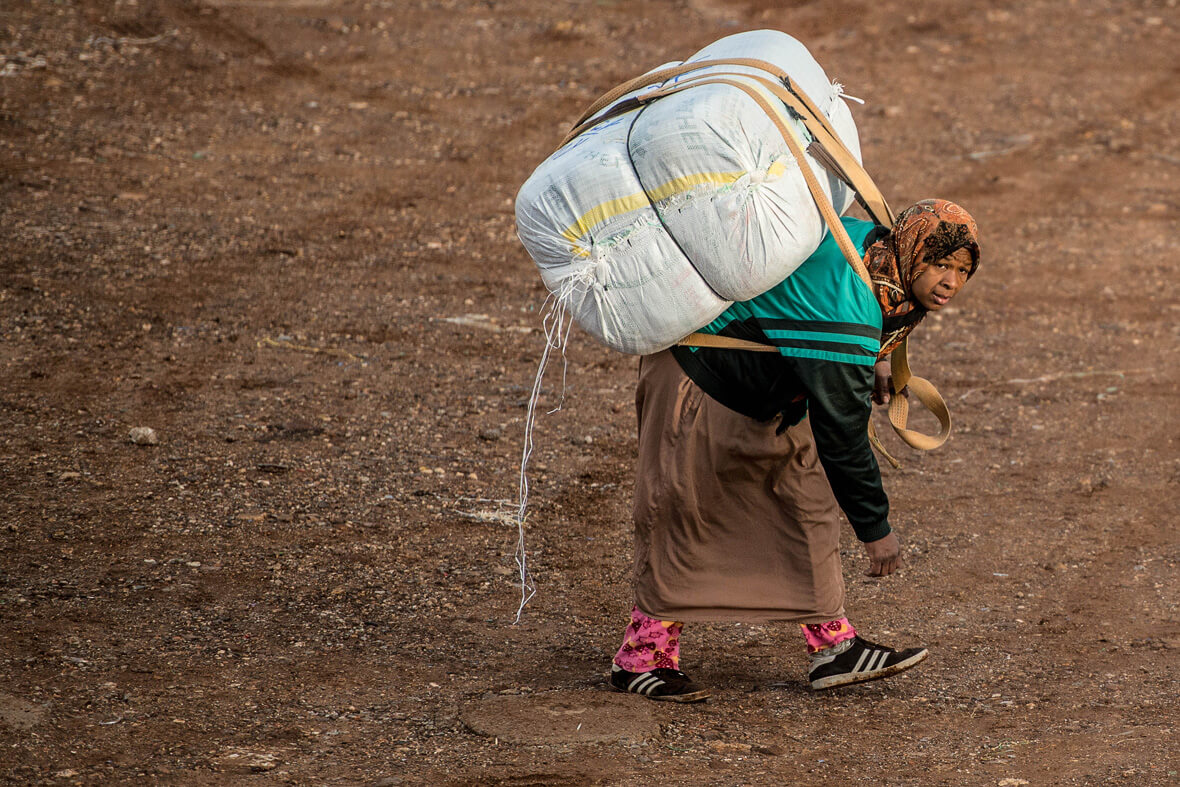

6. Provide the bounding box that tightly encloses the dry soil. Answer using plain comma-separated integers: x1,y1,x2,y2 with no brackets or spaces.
1,0,1178,785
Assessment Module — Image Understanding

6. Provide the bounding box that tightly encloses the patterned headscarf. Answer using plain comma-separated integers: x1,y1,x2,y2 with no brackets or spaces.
864,199,980,358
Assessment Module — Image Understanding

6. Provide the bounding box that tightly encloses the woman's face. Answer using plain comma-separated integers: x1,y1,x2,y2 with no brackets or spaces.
911,247,974,311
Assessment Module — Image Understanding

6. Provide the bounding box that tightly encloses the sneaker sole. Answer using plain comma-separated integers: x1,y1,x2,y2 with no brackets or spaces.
610,684,711,703
809,648,929,691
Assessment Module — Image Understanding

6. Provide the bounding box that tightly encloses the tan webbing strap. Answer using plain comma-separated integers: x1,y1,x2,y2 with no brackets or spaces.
677,332,779,352
569,60,726,128
561,59,761,146
863,339,949,468
571,57,840,135
886,339,951,450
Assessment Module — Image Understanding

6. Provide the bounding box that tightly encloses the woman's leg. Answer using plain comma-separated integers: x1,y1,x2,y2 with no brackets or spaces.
803,617,930,691
614,605,682,672
800,618,857,654
610,605,707,702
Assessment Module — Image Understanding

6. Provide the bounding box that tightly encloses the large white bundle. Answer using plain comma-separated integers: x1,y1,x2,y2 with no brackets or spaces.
515,30,863,355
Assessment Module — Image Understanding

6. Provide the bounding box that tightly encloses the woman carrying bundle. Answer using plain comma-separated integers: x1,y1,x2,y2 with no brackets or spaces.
610,199,981,701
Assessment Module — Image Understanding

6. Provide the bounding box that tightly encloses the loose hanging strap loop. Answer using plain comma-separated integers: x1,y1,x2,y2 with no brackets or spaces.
569,62,951,456
885,339,952,450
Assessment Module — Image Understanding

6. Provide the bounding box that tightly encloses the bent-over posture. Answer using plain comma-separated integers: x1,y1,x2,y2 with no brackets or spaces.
610,199,980,701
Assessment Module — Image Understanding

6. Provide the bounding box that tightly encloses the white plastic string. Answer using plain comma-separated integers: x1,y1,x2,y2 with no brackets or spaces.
512,268,592,623
832,81,865,104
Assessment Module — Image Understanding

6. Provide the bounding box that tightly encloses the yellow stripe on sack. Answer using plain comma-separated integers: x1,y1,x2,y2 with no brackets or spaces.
644,168,746,202
561,192,653,253
560,162,789,255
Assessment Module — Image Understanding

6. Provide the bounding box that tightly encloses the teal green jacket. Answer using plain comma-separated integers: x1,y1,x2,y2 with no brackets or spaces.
671,218,890,542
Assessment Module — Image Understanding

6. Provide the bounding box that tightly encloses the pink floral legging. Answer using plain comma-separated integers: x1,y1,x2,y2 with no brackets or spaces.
614,605,856,672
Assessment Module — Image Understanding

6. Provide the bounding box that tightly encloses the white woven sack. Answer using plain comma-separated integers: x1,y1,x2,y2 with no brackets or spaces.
514,29,863,355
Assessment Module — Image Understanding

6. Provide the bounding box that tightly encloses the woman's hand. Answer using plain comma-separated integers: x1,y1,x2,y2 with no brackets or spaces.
873,359,909,406
873,359,893,405
864,532,903,576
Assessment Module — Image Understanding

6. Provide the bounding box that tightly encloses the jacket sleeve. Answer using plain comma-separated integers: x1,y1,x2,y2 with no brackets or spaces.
790,356,891,542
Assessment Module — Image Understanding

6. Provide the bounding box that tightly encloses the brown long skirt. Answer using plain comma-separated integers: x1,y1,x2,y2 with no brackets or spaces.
632,350,846,624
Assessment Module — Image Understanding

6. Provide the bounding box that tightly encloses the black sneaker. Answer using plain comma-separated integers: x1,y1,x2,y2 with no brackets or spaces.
808,636,928,690
610,665,710,703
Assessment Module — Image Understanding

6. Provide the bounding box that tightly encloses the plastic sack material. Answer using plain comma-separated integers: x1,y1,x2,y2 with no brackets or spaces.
514,29,864,355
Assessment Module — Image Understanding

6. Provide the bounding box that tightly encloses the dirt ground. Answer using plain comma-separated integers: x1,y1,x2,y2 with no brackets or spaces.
1,0,1178,784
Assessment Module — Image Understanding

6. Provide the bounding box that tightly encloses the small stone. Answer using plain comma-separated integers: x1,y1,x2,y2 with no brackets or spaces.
478,429,501,441
753,744,786,756
217,749,280,773
128,427,159,446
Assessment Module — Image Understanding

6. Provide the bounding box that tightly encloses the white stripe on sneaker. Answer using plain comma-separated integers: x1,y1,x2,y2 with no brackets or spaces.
810,645,927,691
628,674,652,692
630,674,664,695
